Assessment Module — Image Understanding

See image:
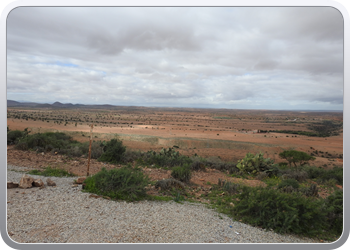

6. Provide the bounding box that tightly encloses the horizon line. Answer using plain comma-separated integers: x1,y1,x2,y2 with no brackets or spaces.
7,99,343,112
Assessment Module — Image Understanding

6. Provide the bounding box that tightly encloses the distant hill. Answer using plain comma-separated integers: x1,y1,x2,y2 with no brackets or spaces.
7,100,21,107
7,100,145,110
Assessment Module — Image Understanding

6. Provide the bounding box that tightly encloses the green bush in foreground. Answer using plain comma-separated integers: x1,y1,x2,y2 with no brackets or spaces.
83,166,150,201
171,165,192,183
233,186,327,236
325,190,343,235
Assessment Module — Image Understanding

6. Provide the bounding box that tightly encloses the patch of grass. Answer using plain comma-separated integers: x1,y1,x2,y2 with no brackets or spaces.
173,192,186,203
8,168,27,173
27,166,76,177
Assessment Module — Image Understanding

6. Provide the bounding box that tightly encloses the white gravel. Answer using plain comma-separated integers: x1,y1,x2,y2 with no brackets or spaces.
6,165,324,243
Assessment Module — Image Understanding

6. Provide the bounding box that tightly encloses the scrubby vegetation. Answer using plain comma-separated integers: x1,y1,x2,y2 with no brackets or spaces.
7,128,30,145
302,165,343,185
206,182,342,240
232,186,338,237
8,128,343,241
268,121,342,137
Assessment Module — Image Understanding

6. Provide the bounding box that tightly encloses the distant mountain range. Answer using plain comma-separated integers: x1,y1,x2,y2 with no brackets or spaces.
7,100,136,110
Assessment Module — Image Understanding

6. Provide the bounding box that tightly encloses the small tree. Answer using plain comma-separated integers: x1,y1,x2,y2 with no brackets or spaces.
279,150,315,171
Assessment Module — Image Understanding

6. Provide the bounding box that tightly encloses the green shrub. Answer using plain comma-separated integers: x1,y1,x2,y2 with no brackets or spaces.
303,166,343,185
98,139,126,164
171,165,192,183
325,190,343,235
7,129,28,145
14,132,74,152
233,186,327,236
278,179,300,190
83,166,149,201
141,149,192,168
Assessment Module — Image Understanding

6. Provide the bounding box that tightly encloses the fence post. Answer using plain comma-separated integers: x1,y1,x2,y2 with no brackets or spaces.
87,124,93,176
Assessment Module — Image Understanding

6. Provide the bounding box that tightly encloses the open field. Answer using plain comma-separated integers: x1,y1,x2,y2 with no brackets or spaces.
7,106,343,168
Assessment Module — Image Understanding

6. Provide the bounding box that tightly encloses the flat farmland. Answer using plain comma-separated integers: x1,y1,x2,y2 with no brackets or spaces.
7,107,343,168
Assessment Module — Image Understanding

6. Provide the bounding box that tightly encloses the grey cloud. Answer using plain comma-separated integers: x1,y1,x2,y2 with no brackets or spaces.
6,7,344,110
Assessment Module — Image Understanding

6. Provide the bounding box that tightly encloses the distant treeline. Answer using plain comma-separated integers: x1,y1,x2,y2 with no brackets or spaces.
259,120,342,137
261,130,319,137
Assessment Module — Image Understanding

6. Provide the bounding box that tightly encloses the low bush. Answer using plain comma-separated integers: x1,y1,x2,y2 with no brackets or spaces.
14,132,75,152
7,129,28,145
233,186,328,236
98,139,126,164
278,179,300,190
303,166,343,185
325,190,343,235
171,165,192,183
83,166,149,201
141,149,192,168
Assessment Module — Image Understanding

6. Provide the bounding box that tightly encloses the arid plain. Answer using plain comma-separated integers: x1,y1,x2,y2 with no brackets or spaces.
7,106,343,169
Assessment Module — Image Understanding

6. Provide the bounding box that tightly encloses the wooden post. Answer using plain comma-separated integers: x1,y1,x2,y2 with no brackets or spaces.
87,124,93,177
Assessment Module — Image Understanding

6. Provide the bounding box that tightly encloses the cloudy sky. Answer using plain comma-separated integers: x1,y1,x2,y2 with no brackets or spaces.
7,7,343,110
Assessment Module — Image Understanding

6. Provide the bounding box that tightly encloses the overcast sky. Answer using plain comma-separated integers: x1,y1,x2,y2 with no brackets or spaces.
6,7,343,110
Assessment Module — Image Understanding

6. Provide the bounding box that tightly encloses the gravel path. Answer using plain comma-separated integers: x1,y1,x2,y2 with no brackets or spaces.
6,165,322,243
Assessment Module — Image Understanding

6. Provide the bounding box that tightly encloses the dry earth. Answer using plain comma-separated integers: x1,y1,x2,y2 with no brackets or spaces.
7,107,343,198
